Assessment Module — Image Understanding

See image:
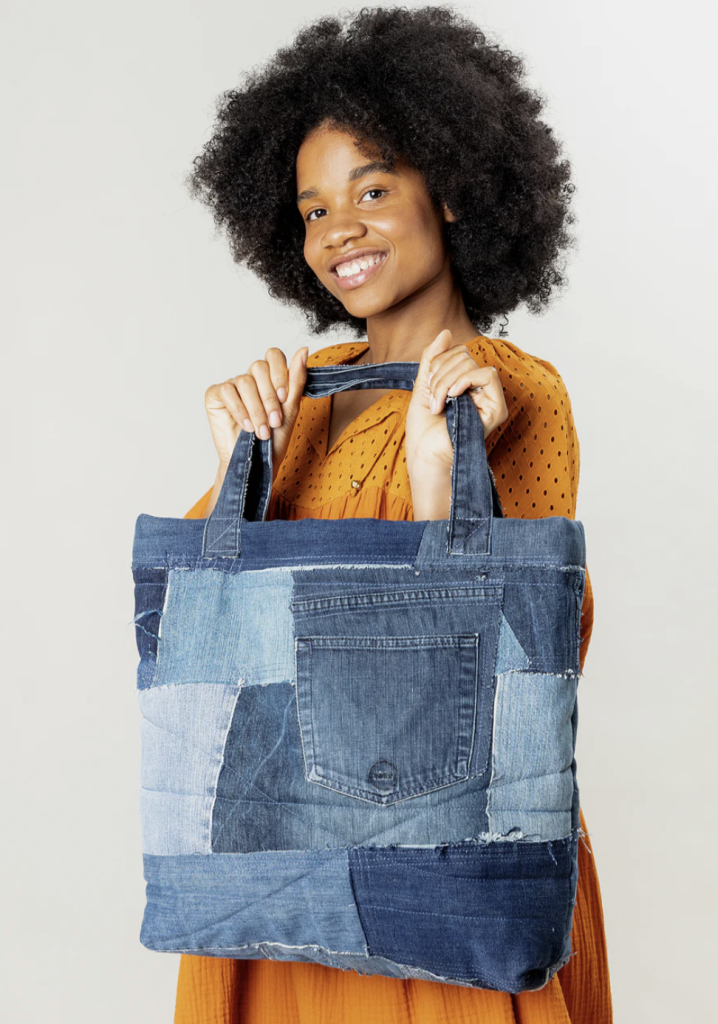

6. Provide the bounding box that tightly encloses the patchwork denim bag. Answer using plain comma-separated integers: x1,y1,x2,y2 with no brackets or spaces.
131,361,586,993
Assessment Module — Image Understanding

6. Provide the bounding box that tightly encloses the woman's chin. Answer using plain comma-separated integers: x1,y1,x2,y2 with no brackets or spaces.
333,289,396,321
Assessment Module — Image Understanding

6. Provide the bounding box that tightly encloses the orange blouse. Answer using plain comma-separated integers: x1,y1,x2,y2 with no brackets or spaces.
175,334,612,1024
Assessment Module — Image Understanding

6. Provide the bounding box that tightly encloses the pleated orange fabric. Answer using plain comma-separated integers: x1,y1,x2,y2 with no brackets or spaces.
174,334,613,1024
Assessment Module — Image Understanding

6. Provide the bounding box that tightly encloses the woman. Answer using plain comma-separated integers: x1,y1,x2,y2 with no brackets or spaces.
176,7,612,1022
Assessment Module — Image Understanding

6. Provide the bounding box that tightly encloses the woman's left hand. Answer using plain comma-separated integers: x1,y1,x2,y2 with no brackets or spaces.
404,329,509,478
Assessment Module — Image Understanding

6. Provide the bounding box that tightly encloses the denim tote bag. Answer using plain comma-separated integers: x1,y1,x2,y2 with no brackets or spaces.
131,360,586,993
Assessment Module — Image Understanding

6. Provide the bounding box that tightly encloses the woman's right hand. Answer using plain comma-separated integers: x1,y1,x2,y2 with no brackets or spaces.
204,345,309,483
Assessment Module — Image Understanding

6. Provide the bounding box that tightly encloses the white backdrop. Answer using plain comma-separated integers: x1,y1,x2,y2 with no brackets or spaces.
2,2,716,1021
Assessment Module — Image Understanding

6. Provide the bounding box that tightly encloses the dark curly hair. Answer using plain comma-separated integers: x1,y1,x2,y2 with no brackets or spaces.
186,5,577,337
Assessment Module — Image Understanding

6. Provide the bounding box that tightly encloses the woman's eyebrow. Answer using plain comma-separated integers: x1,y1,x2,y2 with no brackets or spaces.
348,160,397,182
296,161,398,204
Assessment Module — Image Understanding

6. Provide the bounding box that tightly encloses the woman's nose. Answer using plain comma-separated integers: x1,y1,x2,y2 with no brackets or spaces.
321,213,368,249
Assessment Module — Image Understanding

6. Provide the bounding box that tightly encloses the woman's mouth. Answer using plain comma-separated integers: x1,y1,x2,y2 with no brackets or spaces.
330,252,388,290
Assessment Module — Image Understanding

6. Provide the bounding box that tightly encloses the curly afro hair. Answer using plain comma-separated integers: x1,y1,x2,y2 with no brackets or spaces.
186,5,577,337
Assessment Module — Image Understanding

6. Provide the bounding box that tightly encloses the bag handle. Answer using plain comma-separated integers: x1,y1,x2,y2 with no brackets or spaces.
202,360,500,558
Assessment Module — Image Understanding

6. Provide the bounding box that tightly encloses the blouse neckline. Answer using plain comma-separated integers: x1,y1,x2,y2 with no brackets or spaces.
304,334,487,461
306,340,409,462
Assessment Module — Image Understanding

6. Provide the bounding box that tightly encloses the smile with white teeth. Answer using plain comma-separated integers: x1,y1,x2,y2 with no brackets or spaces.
334,253,387,278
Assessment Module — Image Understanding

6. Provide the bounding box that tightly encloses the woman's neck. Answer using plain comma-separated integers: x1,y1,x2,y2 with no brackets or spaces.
360,284,480,364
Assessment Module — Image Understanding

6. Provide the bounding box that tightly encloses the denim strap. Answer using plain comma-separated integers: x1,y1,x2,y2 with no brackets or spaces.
202,361,497,558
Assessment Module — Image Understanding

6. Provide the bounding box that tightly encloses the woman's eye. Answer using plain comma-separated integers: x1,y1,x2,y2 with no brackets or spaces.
361,188,386,202
304,189,386,222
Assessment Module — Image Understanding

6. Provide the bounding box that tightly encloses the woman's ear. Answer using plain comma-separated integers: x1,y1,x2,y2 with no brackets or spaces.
441,201,457,223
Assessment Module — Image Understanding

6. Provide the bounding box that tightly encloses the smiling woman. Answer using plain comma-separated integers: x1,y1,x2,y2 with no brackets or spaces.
185,7,576,339
167,6,613,1023
297,134,457,315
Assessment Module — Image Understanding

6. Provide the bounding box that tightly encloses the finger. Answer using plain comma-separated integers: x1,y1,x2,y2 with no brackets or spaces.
443,370,505,437
433,364,500,413
448,366,507,438
428,360,491,414
265,347,290,404
249,358,285,435
283,346,309,418
470,391,507,438
208,380,252,433
234,371,273,440
417,329,454,386
426,347,472,392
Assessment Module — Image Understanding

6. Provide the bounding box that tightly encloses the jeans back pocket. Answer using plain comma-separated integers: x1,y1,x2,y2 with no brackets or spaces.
292,584,503,805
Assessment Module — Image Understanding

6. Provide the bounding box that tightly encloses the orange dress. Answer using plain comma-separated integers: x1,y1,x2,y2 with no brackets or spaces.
175,334,613,1024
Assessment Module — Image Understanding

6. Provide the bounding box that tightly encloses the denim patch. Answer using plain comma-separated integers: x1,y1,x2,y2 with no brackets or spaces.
348,835,578,993
501,578,581,675
211,682,490,852
132,515,427,572
291,581,503,791
153,568,294,687
141,849,369,956
486,672,579,841
295,634,480,803
495,613,531,674
414,516,585,571
138,683,240,854
132,567,168,690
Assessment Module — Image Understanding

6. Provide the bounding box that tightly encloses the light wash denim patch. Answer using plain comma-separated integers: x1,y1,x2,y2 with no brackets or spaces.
141,849,369,956
486,671,579,841
154,568,294,687
495,613,531,674
138,683,240,854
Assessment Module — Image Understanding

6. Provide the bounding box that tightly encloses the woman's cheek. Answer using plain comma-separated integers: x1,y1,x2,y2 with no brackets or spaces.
304,243,328,289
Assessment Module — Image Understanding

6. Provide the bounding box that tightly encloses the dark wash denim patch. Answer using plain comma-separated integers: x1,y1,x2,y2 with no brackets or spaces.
132,361,586,994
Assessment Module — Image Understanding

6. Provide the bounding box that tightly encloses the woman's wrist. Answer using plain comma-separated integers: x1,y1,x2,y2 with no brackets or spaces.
407,454,452,521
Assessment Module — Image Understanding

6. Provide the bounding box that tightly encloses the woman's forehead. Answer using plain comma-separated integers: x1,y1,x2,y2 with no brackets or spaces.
298,126,380,169
296,128,408,191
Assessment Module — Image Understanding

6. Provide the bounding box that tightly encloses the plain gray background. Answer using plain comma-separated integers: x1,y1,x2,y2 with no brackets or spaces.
2,1,716,1020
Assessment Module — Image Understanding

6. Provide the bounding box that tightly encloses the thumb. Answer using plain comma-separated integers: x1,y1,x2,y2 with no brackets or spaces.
415,328,454,390
281,345,309,426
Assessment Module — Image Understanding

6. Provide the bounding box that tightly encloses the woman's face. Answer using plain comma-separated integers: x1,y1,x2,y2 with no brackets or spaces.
296,124,455,321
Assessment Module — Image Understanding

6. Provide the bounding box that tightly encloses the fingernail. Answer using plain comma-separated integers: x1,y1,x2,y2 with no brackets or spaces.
269,411,281,427
259,425,270,440
277,387,287,402
243,418,253,432
429,396,437,414
427,372,434,384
